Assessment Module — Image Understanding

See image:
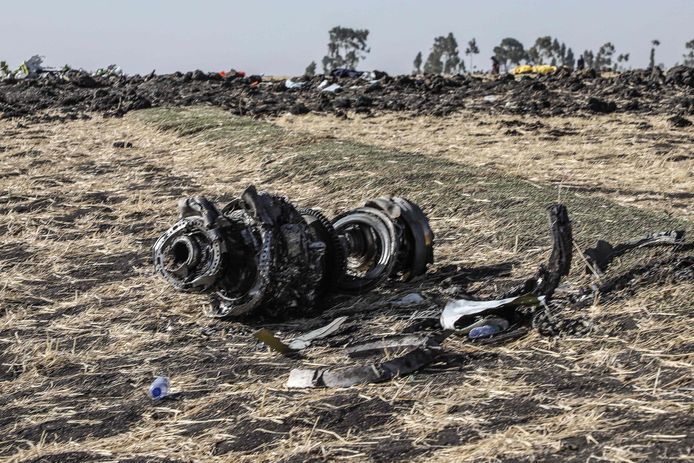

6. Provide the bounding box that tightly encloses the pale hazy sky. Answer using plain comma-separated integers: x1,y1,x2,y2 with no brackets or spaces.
1,0,692,75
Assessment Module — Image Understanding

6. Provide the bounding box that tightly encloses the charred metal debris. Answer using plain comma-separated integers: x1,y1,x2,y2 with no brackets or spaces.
153,185,433,318
152,186,690,388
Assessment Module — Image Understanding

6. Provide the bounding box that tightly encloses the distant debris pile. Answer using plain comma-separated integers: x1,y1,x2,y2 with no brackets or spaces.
2,64,694,120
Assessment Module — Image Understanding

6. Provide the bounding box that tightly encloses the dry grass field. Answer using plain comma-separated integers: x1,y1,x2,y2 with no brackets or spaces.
275,112,693,218
1,107,692,462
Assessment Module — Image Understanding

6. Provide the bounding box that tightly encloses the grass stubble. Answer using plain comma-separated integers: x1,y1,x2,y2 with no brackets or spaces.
0,107,691,462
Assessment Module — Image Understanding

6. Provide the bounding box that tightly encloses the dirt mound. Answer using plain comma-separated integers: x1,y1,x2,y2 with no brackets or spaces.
2,67,694,120
666,65,694,87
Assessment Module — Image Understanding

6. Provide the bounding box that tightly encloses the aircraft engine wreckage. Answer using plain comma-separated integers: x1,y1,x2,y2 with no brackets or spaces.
152,185,433,318
152,186,689,388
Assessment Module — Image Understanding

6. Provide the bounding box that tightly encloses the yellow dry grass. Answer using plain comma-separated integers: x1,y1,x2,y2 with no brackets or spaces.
0,108,691,463
275,112,694,219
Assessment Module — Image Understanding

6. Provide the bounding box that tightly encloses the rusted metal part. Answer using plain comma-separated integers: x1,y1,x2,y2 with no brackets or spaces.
152,185,434,318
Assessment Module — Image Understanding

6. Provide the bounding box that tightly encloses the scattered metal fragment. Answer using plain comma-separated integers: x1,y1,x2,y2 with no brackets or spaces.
502,203,573,300
454,203,574,338
17,55,45,78
253,328,290,354
287,345,441,388
528,233,690,337
584,230,685,274
287,316,348,350
319,82,342,93
440,294,542,331
526,224,687,337
152,185,434,318
532,254,691,336
534,204,573,297
345,334,432,358
588,254,693,301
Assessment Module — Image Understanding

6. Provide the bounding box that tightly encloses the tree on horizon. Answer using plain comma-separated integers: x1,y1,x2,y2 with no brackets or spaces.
595,42,616,70
321,26,370,72
413,51,423,74
565,48,576,69
615,53,630,71
581,50,595,69
683,39,694,66
649,39,661,69
493,37,526,72
424,33,464,74
465,38,480,70
527,36,553,64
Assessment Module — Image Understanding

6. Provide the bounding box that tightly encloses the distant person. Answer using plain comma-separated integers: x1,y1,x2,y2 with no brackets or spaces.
491,56,500,75
576,56,585,71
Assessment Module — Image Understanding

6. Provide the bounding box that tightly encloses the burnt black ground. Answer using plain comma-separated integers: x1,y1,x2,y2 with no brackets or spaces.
1,66,693,121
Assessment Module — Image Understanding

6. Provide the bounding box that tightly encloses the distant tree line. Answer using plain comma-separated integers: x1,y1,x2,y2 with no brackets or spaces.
412,34,481,74
492,36,632,72
303,27,694,76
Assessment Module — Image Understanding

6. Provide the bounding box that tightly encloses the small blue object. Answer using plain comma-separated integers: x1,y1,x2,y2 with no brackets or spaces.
469,324,501,339
148,376,170,400
468,317,510,339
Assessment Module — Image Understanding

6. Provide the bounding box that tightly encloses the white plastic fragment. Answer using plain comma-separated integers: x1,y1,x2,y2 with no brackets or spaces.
287,369,318,388
440,294,543,330
321,83,342,93
285,78,304,89
95,64,124,77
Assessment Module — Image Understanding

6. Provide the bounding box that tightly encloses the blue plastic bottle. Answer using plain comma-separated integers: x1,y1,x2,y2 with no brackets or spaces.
148,376,170,400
